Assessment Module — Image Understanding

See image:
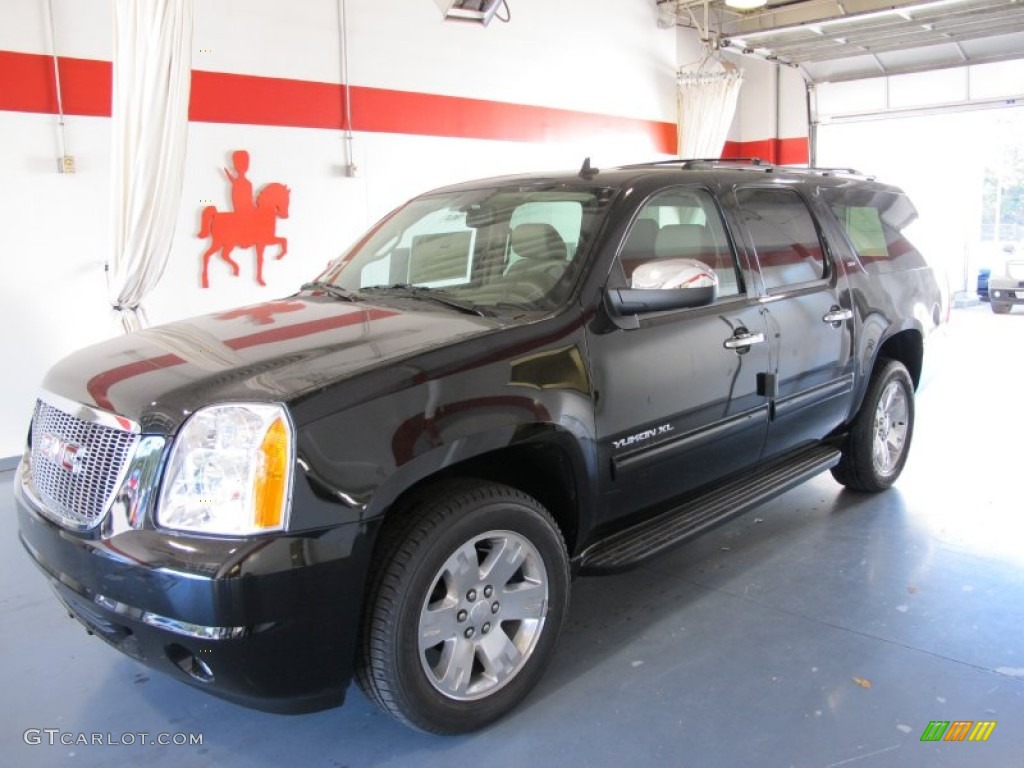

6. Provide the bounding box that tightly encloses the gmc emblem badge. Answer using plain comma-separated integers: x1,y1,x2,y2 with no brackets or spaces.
39,433,83,473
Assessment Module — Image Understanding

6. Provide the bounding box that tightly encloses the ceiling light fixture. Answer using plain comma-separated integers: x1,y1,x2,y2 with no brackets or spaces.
725,0,768,10
435,0,509,26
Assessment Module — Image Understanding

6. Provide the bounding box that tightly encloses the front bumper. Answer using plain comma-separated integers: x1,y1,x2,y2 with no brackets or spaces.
989,281,1024,306
15,461,377,714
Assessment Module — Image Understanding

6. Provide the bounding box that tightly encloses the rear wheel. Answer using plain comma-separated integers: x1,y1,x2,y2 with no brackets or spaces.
356,480,569,733
832,358,915,492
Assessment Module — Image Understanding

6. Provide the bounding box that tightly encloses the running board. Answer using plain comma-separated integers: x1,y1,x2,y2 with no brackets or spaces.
579,444,841,574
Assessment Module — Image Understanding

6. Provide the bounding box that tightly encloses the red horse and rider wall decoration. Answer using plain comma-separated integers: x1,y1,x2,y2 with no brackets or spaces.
199,150,290,288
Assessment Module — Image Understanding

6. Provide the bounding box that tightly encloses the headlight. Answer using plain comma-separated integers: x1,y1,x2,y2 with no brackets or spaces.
157,403,294,535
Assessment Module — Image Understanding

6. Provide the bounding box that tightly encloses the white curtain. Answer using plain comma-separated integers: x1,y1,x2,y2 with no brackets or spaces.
108,0,193,333
676,59,743,160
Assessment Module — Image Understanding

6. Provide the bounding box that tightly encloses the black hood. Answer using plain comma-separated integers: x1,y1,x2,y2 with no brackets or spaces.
41,294,502,434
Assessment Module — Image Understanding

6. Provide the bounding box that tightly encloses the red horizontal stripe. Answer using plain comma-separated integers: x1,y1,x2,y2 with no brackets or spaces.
85,307,398,412
189,69,344,129
350,84,676,149
86,353,184,412
0,51,111,116
224,307,397,351
1,50,675,152
722,138,809,165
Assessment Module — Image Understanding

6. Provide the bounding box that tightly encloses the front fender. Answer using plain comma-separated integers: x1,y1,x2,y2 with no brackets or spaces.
289,342,598,536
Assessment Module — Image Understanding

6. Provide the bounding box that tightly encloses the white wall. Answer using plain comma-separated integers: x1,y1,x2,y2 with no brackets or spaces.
0,0,679,458
724,53,809,162
728,56,806,141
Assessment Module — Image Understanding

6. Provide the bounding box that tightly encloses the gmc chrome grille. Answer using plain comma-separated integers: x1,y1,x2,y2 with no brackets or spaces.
29,398,140,530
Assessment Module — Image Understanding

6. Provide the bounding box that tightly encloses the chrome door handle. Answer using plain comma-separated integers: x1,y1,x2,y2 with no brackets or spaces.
723,331,766,350
823,307,853,325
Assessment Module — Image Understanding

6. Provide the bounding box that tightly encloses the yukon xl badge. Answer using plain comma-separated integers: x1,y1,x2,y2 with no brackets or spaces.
39,433,83,472
612,423,674,450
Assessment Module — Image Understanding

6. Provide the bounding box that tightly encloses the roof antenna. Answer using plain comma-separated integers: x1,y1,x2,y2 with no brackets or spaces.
579,156,599,179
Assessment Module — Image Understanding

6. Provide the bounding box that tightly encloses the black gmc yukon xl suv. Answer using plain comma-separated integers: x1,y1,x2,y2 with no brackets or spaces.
16,160,943,733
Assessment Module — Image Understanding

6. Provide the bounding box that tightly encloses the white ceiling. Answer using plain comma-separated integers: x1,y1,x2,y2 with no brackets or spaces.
661,0,1024,82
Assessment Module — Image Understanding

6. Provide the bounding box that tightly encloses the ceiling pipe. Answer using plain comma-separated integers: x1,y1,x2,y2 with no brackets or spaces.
44,0,71,173
338,0,357,177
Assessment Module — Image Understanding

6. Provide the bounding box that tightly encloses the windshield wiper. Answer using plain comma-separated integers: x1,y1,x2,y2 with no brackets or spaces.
360,284,490,317
301,281,362,302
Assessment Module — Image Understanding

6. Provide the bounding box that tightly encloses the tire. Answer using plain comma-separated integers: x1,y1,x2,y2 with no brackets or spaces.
356,480,570,734
991,302,1010,314
831,358,915,493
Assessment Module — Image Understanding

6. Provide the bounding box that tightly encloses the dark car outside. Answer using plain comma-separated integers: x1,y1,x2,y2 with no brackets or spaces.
989,258,1024,314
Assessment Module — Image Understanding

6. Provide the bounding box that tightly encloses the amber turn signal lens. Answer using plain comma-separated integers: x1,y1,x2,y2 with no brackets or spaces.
254,417,290,529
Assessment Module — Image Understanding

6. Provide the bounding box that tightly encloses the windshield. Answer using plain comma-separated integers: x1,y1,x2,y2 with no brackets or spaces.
314,184,616,311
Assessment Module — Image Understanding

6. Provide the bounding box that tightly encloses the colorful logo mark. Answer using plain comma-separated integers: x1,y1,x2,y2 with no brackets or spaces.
199,150,290,289
920,720,996,742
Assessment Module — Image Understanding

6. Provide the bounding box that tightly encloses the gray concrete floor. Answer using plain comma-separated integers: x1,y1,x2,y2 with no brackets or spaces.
3,304,1024,768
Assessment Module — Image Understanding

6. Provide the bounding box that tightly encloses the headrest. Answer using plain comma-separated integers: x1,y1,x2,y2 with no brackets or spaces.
621,219,657,258
510,223,566,261
655,223,712,258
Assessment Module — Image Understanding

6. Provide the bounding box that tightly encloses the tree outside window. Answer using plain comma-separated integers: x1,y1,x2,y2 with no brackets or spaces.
980,110,1024,242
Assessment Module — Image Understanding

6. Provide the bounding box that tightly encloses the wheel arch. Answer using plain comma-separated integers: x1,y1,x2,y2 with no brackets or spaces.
844,319,923,430
363,424,594,558
876,328,923,389
437,439,584,555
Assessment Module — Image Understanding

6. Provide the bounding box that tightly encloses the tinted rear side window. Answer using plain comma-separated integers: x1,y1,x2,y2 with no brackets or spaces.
735,188,825,291
822,187,921,269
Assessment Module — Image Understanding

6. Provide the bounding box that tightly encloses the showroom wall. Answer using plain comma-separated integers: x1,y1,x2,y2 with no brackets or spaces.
0,0,684,459
723,54,808,164
675,29,810,164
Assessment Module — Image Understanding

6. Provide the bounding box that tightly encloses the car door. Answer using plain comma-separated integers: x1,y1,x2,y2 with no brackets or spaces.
586,185,771,525
729,185,856,462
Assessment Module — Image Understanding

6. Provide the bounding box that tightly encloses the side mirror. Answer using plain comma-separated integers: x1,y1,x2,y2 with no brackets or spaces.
607,259,718,316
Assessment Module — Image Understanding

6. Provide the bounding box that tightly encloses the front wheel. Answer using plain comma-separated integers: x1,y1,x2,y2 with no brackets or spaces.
356,480,570,733
991,301,1011,314
832,358,915,492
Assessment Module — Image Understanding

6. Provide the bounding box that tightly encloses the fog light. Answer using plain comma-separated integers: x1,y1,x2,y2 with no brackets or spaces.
167,643,214,683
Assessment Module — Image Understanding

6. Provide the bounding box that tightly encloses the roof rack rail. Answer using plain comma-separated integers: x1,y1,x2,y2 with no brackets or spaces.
774,165,877,181
616,158,876,181
614,156,770,169
680,157,767,168
618,157,769,170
